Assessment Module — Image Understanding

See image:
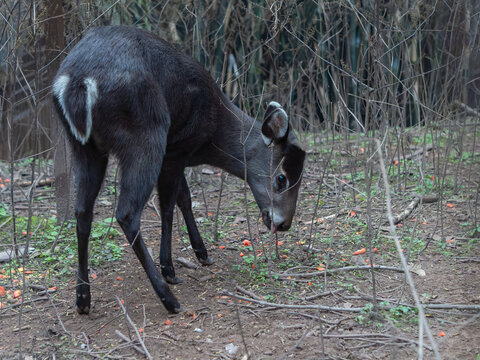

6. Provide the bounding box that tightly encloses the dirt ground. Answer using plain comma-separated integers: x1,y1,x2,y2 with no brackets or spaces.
0,129,479,359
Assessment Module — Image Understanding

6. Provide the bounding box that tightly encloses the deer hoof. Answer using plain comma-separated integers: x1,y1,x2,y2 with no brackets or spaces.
199,257,214,266
76,305,90,314
166,275,184,284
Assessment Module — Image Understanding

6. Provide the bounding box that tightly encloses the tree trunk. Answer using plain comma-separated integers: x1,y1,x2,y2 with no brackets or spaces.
45,0,74,222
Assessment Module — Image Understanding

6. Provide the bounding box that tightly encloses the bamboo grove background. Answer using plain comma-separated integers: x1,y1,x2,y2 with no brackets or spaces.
1,0,479,160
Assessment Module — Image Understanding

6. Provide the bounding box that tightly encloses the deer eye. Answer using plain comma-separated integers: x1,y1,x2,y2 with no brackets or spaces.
277,174,287,186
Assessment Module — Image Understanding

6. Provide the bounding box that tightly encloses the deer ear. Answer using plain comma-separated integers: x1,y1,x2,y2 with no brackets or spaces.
261,101,289,146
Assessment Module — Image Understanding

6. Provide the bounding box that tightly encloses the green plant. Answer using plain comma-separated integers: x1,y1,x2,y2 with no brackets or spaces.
0,204,8,217
355,303,374,325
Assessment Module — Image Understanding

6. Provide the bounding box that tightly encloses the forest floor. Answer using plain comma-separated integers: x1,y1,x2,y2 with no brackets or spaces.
0,126,479,359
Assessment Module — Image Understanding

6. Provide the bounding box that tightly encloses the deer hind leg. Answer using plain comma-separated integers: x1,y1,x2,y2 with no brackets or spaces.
74,142,108,314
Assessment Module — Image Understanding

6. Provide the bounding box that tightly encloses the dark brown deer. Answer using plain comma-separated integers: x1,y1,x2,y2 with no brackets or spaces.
52,26,305,314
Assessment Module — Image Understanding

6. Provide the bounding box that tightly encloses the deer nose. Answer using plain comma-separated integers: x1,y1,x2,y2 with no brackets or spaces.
276,221,291,232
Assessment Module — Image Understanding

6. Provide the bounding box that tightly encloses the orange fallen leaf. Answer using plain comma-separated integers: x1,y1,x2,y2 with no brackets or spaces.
308,282,312,286
217,314,223,318
350,211,356,217
316,267,325,271
352,248,366,255
276,241,283,246
138,328,144,333
0,286,5,297
207,212,213,216
243,240,251,246
192,313,197,320
24,270,33,275
13,290,21,298
446,203,454,208
219,245,226,249
438,331,446,337
165,319,172,325
446,239,455,243
91,273,97,280
373,247,379,253
116,276,123,281
48,286,57,291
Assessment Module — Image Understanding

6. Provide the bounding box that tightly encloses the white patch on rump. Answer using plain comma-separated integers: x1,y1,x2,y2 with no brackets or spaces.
52,75,98,145
83,77,98,145
53,74,71,123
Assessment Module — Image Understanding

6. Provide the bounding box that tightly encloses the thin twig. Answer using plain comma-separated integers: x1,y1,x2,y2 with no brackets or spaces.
116,296,152,360
115,330,146,356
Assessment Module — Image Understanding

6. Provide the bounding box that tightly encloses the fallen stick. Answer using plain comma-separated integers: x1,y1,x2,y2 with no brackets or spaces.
235,285,263,300
116,297,152,360
222,291,365,312
453,100,480,118
393,143,433,163
15,177,54,187
0,297,49,311
273,265,405,278
321,333,433,351
388,194,439,225
175,257,199,269
115,330,146,356
304,288,344,301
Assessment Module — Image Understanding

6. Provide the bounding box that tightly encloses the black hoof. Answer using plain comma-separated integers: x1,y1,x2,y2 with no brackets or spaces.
163,296,184,314
199,256,214,266
165,275,184,284
76,305,90,314
76,292,91,314
173,305,185,313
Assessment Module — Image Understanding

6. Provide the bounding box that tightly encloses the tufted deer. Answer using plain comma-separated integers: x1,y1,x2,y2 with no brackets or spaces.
52,26,305,314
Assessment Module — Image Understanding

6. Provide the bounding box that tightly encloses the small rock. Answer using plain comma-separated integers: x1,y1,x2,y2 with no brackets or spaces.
225,343,238,355
0,246,34,263
98,199,112,206
408,263,426,277
351,255,365,266
202,168,214,175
